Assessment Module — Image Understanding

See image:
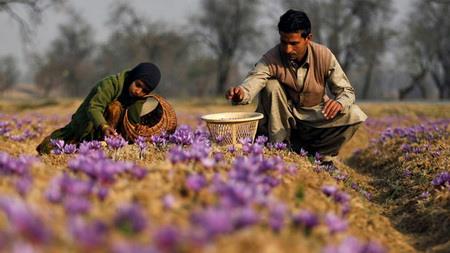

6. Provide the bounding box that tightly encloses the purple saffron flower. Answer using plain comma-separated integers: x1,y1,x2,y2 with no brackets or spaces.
168,146,189,164
227,145,236,153
130,165,148,180
255,135,268,145
135,136,147,159
273,142,288,150
201,157,216,168
190,207,234,238
114,203,148,235
292,210,319,230
15,176,32,197
239,137,253,145
431,172,450,187
299,148,308,157
63,196,91,215
162,194,176,210
325,213,348,234
68,216,108,249
95,186,109,201
153,226,182,252
169,125,194,145
0,197,51,244
105,135,127,150
186,173,207,192
215,135,225,144
112,242,157,253
233,207,260,229
322,185,338,197
151,133,168,147
323,236,364,253
363,240,387,253
268,202,286,232
334,191,351,205
78,140,102,154
63,144,77,154
213,152,224,162
50,139,65,155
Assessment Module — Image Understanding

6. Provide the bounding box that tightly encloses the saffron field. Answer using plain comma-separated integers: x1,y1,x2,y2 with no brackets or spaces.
0,99,448,253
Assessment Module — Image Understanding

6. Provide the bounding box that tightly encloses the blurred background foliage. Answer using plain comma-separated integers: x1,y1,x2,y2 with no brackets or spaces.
0,0,449,100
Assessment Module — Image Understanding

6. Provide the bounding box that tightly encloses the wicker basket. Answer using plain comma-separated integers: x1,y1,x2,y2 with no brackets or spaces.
201,112,264,145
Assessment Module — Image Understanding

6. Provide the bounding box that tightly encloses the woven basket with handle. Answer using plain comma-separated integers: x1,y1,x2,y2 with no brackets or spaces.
201,112,264,145
122,94,177,141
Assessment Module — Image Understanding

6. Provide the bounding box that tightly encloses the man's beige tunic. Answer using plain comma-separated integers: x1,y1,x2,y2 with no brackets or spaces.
238,42,367,129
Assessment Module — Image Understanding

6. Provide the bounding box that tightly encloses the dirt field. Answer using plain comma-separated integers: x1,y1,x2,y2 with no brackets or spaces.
0,98,449,253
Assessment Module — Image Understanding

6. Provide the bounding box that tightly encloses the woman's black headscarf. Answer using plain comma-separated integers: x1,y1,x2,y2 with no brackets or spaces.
125,62,161,92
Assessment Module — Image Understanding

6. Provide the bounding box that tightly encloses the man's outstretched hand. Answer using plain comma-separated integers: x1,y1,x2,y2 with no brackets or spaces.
225,87,244,103
322,99,343,120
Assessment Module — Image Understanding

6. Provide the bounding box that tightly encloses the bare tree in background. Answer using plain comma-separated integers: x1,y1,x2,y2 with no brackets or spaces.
0,56,19,94
399,0,450,99
280,0,394,99
96,2,216,97
192,0,262,95
0,0,64,43
33,10,96,97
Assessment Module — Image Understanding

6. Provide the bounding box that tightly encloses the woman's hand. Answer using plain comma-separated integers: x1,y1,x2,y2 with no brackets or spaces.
101,124,118,137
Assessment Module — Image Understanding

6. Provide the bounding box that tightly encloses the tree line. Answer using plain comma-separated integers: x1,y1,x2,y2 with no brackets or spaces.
0,0,449,99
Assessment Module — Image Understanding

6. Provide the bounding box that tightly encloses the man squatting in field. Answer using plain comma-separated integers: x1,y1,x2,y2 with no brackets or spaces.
36,62,161,154
226,10,367,162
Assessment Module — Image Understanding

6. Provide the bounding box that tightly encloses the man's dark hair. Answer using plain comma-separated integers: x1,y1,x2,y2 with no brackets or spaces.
278,9,311,38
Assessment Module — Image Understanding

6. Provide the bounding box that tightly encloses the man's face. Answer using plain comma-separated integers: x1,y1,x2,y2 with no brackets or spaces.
129,79,151,98
279,31,311,62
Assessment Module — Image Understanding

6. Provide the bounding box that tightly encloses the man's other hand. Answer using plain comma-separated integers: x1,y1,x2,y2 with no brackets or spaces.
225,87,244,102
322,99,343,120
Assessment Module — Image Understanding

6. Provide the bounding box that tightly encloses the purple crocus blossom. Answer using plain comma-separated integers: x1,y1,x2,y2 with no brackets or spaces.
273,142,288,150
169,125,194,145
63,196,91,215
322,185,351,206
114,203,148,235
186,173,207,192
68,216,108,249
151,133,168,147
232,207,260,229
325,213,348,234
15,176,32,197
292,210,319,230
50,139,65,155
63,144,78,154
227,145,236,153
78,140,102,154
299,148,308,157
162,194,176,210
168,146,189,164
105,135,128,150
135,136,147,159
431,172,450,187
153,226,182,252
190,207,234,238
112,242,157,253
255,135,269,145
323,236,386,253
0,197,51,244
268,202,287,232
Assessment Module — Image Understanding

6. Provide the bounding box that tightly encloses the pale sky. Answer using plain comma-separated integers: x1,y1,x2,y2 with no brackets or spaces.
0,0,201,78
0,0,410,80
